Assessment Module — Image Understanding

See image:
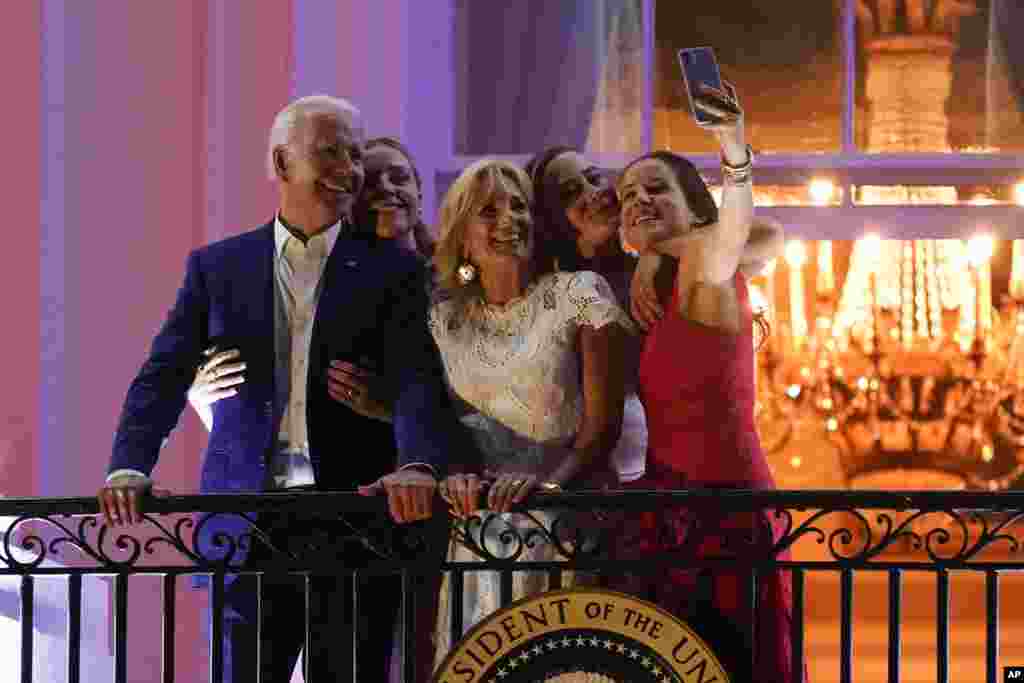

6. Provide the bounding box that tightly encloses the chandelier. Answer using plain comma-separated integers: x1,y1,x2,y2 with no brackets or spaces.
753,237,1024,492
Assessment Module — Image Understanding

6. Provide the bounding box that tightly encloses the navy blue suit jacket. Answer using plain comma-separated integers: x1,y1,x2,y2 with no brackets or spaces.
110,221,458,567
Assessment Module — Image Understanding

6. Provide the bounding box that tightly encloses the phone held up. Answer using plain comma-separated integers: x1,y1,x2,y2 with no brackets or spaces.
677,47,735,127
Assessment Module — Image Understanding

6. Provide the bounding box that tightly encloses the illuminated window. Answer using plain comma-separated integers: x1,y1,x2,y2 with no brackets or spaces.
444,0,1024,238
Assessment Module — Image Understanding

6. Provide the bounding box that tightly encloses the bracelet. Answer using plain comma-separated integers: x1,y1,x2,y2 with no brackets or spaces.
721,144,754,186
539,481,563,492
721,144,754,170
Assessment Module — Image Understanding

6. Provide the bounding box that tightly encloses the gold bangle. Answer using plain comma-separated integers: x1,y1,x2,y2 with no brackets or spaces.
539,481,563,492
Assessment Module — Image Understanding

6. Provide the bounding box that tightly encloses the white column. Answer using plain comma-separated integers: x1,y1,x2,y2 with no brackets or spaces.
0,0,42,497
404,0,456,225
39,0,206,497
292,0,454,224
204,0,294,244
39,2,209,680
39,0,71,499
292,0,411,138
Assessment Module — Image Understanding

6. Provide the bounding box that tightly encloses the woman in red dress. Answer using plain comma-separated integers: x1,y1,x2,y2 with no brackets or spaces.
611,83,804,682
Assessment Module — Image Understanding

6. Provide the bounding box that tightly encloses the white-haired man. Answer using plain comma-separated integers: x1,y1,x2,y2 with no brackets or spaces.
99,95,460,681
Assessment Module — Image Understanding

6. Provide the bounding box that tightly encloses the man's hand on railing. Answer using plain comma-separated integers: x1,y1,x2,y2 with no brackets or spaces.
97,475,171,527
438,473,487,519
358,468,438,524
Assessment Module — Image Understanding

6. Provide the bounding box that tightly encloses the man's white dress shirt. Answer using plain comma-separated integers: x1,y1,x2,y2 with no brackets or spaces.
108,216,341,489
271,217,342,488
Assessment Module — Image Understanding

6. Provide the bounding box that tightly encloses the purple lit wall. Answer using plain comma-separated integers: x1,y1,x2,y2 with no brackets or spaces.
22,0,462,503
2,2,41,499
2,1,458,680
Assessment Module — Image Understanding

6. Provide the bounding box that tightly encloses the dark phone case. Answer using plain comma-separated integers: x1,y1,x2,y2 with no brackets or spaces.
677,47,724,126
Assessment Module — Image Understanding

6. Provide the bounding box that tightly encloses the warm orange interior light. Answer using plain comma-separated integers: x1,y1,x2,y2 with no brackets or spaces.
809,178,835,205
967,235,995,267
785,240,807,267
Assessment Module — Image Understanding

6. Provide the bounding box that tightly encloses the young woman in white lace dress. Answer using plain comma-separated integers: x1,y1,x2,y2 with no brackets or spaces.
429,158,634,667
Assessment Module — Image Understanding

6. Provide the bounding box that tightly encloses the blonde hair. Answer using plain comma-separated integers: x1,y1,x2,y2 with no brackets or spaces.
432,158,538,296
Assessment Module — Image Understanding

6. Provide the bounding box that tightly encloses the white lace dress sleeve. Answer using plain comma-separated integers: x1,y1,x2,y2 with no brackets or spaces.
563,270,635,334
430,272,632,670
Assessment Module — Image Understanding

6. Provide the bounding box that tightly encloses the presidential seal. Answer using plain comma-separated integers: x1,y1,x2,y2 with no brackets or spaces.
433,589,730,683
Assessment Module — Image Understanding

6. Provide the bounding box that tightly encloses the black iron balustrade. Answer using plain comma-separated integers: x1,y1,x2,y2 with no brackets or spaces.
1,489,1023,682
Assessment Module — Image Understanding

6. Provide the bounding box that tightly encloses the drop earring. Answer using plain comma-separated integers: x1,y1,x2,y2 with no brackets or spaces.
457,262,477,285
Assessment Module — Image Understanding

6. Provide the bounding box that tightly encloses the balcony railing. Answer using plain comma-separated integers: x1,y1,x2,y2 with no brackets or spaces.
2,489,1023,682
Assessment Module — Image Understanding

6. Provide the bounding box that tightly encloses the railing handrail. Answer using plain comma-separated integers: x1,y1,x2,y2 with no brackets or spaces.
4,488,1024,516
0,488,1021,578
4,489,1019,683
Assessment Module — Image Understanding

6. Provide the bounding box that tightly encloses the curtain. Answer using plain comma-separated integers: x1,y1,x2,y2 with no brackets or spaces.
456,0,643,155
986,0,1024,148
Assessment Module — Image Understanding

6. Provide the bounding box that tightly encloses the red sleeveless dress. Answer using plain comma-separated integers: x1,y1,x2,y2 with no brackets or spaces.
610,272,802,682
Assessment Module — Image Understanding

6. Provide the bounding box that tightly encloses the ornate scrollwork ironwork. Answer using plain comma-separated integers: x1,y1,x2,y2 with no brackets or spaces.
0,493,1022,575
447,508,615,563
441,499,1024,570
1,513,157,571
451,511,557,562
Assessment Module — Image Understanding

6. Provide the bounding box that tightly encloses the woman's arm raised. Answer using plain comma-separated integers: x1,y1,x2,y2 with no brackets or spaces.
649,83,753,284
695,155,754,283
739,215,785,277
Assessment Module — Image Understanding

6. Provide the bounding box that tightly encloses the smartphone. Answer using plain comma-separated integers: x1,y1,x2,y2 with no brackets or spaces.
677,47,724,127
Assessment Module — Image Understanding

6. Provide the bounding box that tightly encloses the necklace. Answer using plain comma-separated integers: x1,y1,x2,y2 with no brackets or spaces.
465,284,540,368
471,297,529,338
471,280,539,336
